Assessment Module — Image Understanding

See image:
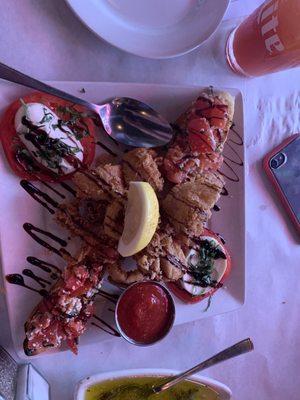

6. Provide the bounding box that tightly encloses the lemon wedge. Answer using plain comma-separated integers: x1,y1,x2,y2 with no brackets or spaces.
118,182,159,257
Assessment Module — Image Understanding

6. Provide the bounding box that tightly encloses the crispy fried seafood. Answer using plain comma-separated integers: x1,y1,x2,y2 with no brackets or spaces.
103,200,125,241
123,148,164,192
107,225,187,285
55,89,234,287
73,163,126,200
56,163,126,246
162,171,225,236
56,198,108,246
136,226,187,281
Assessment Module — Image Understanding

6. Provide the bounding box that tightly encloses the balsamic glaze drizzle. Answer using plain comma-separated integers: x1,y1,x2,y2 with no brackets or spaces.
60,182,76,197
26,256,61,280
221,186,229,196
92,315,121,337
22,268,51,287
23,223,70,258
215,233,226,245
42,182,66,199
15,147,42,175
6,274,48,297
20,180,59,214
106,134,120,146
166,253,186,270
223,140,244,166
96,141,118,157
219,160,240,183
98,289,118,304
216,123,243,186
229,125,244,146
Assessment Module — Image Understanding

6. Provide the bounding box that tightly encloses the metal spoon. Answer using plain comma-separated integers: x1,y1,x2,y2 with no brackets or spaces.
0,62,173,148
151,338,254,395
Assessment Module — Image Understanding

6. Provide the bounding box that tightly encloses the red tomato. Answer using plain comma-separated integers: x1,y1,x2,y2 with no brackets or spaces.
0,92,96,182
168,228,231,304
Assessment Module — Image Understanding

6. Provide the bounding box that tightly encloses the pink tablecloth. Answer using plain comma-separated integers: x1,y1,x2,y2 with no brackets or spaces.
0,1,300,399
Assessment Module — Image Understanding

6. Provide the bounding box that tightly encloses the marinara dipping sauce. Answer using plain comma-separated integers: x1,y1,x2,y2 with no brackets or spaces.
115,282,175,345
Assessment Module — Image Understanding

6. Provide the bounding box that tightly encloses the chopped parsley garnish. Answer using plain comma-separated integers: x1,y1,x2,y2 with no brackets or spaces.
187,239,226,288
33,137,80,170
21,116,81,171
57,105,89,118
56,104,94,140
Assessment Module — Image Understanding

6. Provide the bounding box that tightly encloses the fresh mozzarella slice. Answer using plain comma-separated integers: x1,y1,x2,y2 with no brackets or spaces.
181,236,227,296
15,102,83,174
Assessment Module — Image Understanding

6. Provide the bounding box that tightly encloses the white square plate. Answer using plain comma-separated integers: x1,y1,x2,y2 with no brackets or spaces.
0,81,245,359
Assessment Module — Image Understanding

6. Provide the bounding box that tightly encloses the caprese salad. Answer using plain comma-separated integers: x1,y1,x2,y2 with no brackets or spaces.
0,92,96,182
168,229,231,304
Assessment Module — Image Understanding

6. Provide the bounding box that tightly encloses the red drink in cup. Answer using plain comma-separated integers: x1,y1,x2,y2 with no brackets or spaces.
226,0,300,77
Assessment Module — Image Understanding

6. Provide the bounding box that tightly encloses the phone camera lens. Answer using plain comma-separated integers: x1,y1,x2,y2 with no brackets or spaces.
270,159,278,169
270,152,286,169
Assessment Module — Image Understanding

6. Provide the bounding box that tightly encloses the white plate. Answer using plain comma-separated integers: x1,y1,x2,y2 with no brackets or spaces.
74,368,232,399
65,0,230,58
0,81,245,359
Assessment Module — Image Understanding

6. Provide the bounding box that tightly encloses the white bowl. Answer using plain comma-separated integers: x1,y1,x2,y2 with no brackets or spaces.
74,368,232,399
65,0,230,59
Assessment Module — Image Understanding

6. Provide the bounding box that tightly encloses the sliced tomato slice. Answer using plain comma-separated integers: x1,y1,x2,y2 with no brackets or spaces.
0,92,96,182
168,228,231,304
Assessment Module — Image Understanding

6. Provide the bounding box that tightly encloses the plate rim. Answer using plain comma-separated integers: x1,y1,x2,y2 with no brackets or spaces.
64,0,230,59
